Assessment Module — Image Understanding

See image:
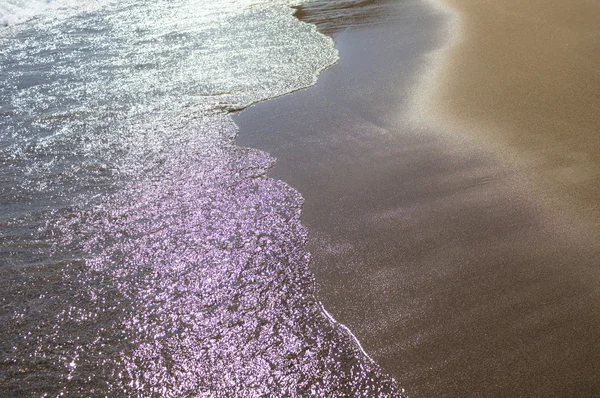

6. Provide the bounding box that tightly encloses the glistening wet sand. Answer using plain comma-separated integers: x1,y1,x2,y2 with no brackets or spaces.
416,0,600,223
236,0,600,396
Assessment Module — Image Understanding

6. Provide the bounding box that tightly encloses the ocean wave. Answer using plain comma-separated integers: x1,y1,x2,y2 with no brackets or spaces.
0,0,94,26
0,0,403,394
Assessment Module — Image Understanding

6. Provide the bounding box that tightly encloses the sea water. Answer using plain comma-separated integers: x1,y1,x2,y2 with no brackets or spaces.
0,0,401,395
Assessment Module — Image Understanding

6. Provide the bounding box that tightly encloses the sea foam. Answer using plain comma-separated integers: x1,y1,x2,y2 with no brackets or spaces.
0,0,93,26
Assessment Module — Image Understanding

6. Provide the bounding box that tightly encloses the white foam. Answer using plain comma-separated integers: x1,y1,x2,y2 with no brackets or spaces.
319,301,378,365
0,0,96,26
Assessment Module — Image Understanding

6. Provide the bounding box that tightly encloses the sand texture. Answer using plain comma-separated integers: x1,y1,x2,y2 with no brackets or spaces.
424,0,600,221
236,0,600,395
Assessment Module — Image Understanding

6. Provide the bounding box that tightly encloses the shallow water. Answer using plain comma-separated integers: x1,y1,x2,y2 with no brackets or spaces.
0,0,402,395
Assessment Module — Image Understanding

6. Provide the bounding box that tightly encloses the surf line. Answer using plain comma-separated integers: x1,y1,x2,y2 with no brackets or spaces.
318,301,375,364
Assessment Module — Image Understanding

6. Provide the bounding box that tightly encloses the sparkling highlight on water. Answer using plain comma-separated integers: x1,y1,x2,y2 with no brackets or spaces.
0,0,402,395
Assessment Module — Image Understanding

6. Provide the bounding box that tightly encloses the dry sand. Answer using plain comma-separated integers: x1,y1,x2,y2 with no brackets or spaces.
417,0,600,223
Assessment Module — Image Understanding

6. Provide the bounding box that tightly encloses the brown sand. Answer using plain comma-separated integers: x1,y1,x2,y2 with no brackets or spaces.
236,0,600,396
422,0,600,221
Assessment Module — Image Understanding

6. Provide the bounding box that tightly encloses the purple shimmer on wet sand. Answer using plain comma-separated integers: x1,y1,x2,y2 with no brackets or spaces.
0,1,405,395
69,116,401,395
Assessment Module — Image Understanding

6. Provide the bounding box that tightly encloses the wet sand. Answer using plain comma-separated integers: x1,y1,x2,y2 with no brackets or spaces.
415,0,600,223
235,0,600,396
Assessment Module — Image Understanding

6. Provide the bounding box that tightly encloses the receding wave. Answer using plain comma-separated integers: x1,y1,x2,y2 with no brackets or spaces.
0,0,403,395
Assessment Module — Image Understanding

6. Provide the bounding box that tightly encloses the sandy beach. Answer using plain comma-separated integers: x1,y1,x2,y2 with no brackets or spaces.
417,0,600,224
236,0,600,396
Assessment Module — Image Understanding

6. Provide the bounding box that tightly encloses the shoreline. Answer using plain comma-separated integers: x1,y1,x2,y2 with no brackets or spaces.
236,0,600,395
